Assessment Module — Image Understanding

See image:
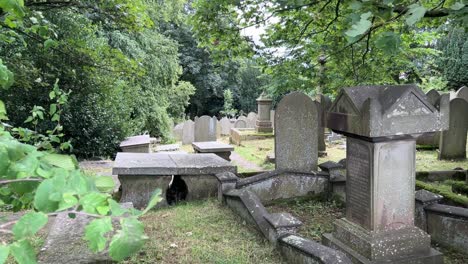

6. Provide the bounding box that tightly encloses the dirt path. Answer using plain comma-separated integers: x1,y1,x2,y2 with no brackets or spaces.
230,152,263,172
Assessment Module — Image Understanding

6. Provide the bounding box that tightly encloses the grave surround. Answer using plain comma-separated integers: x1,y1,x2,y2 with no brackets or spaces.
119,135,151,153
192,141,234,161
323,85,446,263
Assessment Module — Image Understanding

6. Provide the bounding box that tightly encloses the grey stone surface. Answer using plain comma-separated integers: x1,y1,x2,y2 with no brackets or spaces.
112,152,236,175
236,170,328,204
279,234,352,264
416,90,443,148
327,85,448,137
455,86,468,102
173,123,184,141
256,93,273,133
120,135,151,153
425,89,441,105
194,115,216,142
439,98,468,160
38,203,133,264
192,141,234,152
275,91,318,173
317,95,332,153
270,110,275,129
234,119,247,128
219,117,232,135
182,120,195,145
246,112,257,128
214,116,221,139
155,143,180,152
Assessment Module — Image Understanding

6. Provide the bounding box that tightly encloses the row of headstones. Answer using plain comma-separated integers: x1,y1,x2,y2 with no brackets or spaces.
417,86,468,159
173,112,258,144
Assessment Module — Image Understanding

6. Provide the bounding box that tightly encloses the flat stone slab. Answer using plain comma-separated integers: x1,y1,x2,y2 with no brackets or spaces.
155,143,180,152
112,153,236,175
192,141,234,152
119,135,150,147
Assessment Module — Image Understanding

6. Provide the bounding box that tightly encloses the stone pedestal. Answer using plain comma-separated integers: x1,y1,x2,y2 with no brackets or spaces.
256,92,273,133
323,85,446,264
324,136,442,263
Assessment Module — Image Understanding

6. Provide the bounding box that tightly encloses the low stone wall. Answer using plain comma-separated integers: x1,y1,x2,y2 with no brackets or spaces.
236,170,328,204
229,128,274,146
415,190,468,253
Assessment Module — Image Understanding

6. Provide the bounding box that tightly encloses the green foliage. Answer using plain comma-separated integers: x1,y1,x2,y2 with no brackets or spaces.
0,103,163,262
220,89,237,118
437,27,468,90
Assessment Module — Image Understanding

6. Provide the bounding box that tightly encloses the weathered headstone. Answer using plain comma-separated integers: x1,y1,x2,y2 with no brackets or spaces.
455,86,468,103
416,90,443,148
234,119,247,128
275,91,318,173
214,117,221,138
194,115,216,142
270,110,275,129
439,98,468,160
425,89,441,105
256,92,273,133
246,112,257,128
219,117,232,135
182,120,195,145
323,85,446,264
173,123,184,141
317,94,332,155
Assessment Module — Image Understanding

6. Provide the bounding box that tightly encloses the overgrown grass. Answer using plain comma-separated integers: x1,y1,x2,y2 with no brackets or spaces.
123,199,284,264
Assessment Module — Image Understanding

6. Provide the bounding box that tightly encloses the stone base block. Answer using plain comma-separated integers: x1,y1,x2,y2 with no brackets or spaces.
323,233,443,264
255,126,273,133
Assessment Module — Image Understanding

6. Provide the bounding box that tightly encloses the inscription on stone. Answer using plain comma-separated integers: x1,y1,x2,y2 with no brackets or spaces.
347,139,371,228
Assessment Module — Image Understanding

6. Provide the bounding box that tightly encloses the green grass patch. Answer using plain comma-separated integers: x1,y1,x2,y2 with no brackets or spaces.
416,180,468,207
123,199,284,264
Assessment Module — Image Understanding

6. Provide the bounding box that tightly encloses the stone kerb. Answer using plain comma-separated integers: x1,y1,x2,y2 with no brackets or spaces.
275,91,318,172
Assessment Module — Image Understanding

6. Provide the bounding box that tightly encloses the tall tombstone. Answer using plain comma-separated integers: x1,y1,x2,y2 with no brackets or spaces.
246,112,257,128
317,94,332,155
173,123,183,141
455,86,468,103
416,89,442,147
275,92,318,173
270,110,275,129
194,115,216,142
323,85,446,264
237,115,247,124
439,98,468,160
214,117,221,138
182,120,195,145
219,117,232,135
256,92,273,133
234,119,247,128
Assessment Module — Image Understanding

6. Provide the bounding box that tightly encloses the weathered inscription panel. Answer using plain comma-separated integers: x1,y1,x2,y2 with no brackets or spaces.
346,138,371,229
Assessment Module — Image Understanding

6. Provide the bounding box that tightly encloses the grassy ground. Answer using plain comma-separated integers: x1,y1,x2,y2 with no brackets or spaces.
123,199,284,264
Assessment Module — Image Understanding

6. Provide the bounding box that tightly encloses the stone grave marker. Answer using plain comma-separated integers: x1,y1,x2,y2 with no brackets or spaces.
275,91,318,172
323,85,446,263
214,117,221,138
455,86,468,103
194,115,216,142
219,117,232,135
182,120,195,145
256,92,273,133
120,135,151,153
317,94,332,155
425,89,441,105
439,98,468,160
270,110,275,129
173,123,184,141
234,119,247,128
246,112,257,128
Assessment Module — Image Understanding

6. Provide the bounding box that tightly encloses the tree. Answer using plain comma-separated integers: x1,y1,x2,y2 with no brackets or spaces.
190,0,467,95
220,89,237,118
438,26,468,90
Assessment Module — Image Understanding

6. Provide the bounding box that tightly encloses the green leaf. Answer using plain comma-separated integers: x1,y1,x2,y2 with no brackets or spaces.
405,4,426,26
375,32,401,55
450,2,465,10
49,104,57,115
43,39,57,50
24,116,33,123
108,199,127,216
10,240,36,264
84,217,113,252
41,153,77,170
0,245,9,264
49,90,55,99
58,193,78,210
80,192,109,214
141,189,162,215
109,218,148,261
33,179,59,212
345,12,372,39
12,211,48,240
94,176,115,193
348,1,362,10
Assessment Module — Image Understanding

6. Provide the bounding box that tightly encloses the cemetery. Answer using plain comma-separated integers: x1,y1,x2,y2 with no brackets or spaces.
1,1,468,264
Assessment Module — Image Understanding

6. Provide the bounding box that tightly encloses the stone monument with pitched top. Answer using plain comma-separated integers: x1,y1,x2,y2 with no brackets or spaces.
323,85,447,264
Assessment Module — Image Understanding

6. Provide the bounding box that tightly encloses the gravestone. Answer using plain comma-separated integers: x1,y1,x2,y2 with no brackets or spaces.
194,115,216,142
234,119,247,128
173,123,184,141
182,120,195,145
270,110,275,129
275,91,318,173
246,112,257,128
219,117,232,135
323,85,446,264
439,98,468,160
416,90,444,148
317,95,332,155
212,116,221,139
256,92,273,133
455,86,468,103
